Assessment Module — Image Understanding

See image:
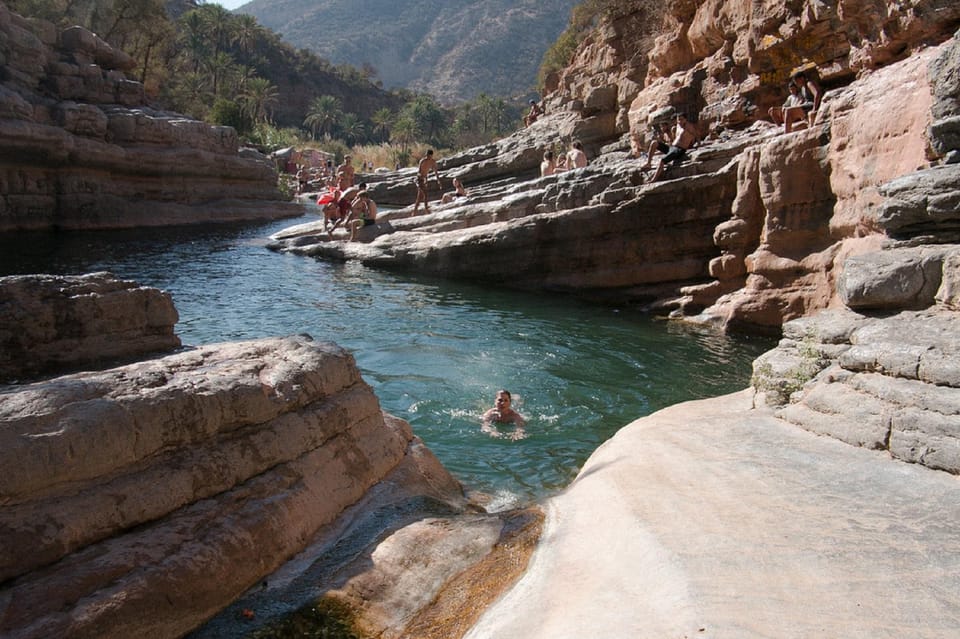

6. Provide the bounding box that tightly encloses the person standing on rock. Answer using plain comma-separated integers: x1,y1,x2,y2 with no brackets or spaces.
482,389,527,440
566,140,588,168
412,149,441,216
337,155,356,189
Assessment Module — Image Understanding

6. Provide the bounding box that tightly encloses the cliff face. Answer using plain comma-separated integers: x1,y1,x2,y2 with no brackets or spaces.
0,3,302,231
239,0,579,103
550,0,960,138
268,0,960,335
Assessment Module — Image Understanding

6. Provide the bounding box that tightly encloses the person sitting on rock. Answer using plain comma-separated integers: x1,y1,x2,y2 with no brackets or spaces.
780,71,822,133
541,150,559,177
644,112,698,182
524,99,544,127
441,177,468,204
481,389,527,440
566,140,588,168
349,190,378,241
769,81,803,128
329,182,366,237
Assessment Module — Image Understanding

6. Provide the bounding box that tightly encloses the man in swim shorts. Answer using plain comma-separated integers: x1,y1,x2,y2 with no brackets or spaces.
349,190,378,241
413,149,441,216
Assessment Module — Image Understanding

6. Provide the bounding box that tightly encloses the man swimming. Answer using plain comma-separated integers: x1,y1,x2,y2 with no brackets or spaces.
481,389,527,439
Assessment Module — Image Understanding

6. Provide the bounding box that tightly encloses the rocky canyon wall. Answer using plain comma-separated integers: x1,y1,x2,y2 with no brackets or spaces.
0,274,544,639
0,2,302,231
283,1,960,335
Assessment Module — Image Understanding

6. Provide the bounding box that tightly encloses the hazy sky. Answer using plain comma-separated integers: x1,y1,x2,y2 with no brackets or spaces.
212,0,247,11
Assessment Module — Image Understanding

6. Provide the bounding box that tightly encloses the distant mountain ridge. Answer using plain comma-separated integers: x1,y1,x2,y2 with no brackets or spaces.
234,0,579,103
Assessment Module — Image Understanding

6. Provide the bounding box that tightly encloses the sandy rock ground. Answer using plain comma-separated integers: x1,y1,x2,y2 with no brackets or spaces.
467,389,960,639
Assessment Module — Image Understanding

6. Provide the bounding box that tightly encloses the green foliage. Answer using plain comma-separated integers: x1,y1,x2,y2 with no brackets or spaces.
9,0,522,155
209,98,252,134
303,95,343,140
248,600,359,639
245,124,303,149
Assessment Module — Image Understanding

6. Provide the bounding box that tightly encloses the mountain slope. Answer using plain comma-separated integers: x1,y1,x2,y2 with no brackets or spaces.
235,0,578,102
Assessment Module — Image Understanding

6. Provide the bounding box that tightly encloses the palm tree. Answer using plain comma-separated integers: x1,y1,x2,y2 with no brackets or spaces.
390,116,416,152
198,4,235,56
233,14,261,56
240,77,278,124
371,108,393,143
303,95,342,140
339,112,366,146
178,11,209,72
203,51,235,98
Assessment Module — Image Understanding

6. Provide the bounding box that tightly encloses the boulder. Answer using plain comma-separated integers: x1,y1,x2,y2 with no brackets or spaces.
0,334,475,639
837,246,957,310
763,309,960,473
0,272,180,383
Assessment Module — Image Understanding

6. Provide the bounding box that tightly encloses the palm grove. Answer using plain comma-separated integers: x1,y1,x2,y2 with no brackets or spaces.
9,0,525,166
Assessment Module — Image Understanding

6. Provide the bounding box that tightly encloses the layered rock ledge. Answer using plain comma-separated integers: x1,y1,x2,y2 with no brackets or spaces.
0,272,180,383
0,4,302,230
0,275,541,639
272,30,960,336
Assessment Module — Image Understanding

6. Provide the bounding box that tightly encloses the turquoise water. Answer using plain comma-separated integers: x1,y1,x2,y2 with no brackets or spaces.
0,211,774,505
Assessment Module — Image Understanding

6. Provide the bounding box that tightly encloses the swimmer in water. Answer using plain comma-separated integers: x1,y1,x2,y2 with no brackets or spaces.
481,389,527,440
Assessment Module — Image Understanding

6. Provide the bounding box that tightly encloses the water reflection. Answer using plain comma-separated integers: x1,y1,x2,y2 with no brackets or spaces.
0,213,774,504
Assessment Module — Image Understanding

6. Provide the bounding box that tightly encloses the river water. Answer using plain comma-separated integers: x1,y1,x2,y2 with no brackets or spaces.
0,210,774,506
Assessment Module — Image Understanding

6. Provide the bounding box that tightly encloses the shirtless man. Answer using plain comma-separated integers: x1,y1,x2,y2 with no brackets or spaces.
540,150,558,176
646,113,698,182
566,140,588,168
349,190,378,241
412,149,441,215
328,181,366,236
336,155,355,189
481,389,527,440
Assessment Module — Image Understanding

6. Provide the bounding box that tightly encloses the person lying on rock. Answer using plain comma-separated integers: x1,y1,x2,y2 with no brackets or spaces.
482,389,527,440
642,112,698,182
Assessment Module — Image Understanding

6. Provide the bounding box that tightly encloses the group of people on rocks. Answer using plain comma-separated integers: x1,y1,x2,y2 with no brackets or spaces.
632,69,822,181
540,140,589,177
315,69,823,237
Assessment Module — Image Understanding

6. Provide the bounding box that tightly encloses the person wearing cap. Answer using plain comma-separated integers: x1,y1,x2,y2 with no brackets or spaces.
524,99,544,127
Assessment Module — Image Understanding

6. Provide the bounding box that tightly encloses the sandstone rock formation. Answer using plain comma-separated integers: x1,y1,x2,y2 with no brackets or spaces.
0,272,180,383
0,3,302,231
0,333,481,638
277,23,960,336
0,275,542,639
